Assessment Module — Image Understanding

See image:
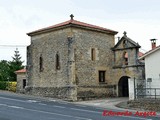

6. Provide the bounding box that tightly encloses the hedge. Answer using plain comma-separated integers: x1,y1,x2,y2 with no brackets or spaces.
0,81,17,92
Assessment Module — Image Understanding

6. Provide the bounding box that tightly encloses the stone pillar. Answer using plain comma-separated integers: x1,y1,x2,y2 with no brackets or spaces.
129,78,135,100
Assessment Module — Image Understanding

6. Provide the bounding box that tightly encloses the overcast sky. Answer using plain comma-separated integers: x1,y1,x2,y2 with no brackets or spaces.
0,0,160,64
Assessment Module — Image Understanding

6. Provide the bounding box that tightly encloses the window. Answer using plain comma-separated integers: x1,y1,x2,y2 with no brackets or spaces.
99,71,106,83
91,48,96,61
56,52,60,70
23,79,26,89
123,40,127,48
39,55,43,72
123,52,128,65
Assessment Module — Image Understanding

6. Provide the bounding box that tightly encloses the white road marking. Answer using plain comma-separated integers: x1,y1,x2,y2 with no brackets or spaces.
8,106,24,109
0,96,27,103
70,108,101,114
0,103,7,106
48,99,56,102
53,105,66,109
0,102,92,120
17,106,92,120
27,100,38,103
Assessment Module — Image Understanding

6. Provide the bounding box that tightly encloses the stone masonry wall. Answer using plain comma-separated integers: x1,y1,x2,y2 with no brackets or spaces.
16,73,26,93
72,28,116,99
27,26,117,101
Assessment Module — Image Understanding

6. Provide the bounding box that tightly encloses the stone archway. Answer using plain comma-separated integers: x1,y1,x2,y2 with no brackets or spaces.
118,76,130,97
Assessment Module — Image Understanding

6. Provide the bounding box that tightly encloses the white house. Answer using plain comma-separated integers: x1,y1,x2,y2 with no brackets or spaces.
139,39,160,98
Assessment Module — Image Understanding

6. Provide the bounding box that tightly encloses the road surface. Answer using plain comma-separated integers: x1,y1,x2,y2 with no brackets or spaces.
0,92,159,120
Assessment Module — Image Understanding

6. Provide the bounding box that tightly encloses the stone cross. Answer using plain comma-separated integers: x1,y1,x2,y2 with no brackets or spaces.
123,31,127,37
70,14,74,20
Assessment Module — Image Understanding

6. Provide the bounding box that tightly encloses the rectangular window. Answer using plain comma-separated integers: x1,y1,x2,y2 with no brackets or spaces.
99,71,105,83
23,79,26,89
91,48,96,61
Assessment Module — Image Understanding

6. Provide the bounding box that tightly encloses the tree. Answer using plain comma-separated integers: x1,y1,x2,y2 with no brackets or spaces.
0,48,24,81
0,60,10,81
8,48,24,81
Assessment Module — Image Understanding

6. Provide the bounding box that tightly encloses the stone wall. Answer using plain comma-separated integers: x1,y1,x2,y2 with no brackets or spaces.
77,85,116,100
25,85,77,101
16,73,26,93
26,26,117,101
73,28,115,86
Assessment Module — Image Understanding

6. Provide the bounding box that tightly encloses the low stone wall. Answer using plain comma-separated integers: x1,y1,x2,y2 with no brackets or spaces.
77,85,116,100
25,85,117,101
128,99,160,111
25,86,77,101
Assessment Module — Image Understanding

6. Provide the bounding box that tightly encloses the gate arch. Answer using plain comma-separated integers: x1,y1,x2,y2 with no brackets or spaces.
118,76,130,97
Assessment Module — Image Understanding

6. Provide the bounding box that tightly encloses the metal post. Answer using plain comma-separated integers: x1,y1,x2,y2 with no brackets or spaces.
134,77,136,100
155,89,156,99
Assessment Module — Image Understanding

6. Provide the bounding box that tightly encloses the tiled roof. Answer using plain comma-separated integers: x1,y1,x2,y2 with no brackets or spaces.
125,52,144,58
27,19,118,36
15,69,26,73
139,45,160,59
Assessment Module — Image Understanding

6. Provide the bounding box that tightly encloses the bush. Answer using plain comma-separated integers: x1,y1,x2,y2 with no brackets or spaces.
0,81,17,92
0,81,7,90
7,82,17,92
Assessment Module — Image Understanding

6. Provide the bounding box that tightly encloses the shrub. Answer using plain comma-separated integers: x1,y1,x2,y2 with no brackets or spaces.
0,81,7,90
0,81,17,92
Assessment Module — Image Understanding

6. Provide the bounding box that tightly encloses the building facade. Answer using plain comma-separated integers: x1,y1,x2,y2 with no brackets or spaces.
139,44,160,88
15,69,26,93
26,15,144,101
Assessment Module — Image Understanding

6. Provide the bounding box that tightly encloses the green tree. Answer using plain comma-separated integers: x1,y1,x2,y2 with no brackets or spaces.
0,60,10,81
8,48,24,81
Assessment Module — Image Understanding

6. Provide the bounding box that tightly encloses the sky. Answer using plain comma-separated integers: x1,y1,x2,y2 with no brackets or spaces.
0,0,160,65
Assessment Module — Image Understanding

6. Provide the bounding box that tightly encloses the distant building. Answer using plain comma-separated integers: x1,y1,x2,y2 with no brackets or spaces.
139,39,160,88
26,15,144,101
15,69,26,93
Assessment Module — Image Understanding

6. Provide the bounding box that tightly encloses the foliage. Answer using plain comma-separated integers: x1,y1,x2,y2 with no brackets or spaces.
0,81,17,92
0,48,24,82
0,60,10,81
7,82,17,92
8,48,24,81
0,81,7,90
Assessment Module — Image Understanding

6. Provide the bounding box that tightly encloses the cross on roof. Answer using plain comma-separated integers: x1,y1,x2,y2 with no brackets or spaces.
70,14,74,20
123,31,127,37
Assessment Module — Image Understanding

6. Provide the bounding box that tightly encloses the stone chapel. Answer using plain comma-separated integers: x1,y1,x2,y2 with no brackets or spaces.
26,15,144,101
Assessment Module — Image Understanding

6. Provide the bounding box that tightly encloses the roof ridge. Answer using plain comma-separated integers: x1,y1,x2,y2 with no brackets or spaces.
27,19,118,36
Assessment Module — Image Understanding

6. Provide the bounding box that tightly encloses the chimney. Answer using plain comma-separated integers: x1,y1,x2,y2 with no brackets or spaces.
150,39,157,49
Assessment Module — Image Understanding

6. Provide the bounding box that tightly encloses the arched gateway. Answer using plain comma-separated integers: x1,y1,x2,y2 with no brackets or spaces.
118,76,130,97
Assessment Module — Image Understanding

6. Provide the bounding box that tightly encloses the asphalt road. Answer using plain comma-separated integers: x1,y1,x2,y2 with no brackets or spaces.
0,92,159,120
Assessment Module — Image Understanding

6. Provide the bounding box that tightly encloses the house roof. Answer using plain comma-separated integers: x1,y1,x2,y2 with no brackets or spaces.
125,51,144,58
27,15,118,36
15,69,26,74
139,45,160,60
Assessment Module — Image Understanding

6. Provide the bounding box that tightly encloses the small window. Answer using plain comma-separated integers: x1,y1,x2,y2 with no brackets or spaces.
56,52,60,70
39,55,43,72
99,71,105,83
23,79,26,89
123,40,127,48
91,48,96,61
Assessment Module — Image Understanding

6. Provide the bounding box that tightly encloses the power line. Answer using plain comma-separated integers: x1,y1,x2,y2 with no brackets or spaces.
0,45,28,47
